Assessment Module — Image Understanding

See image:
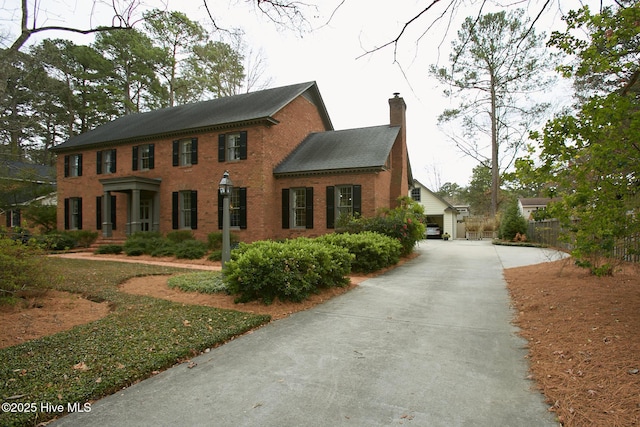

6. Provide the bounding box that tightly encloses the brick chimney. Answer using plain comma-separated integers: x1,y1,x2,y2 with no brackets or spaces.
388,93,409,207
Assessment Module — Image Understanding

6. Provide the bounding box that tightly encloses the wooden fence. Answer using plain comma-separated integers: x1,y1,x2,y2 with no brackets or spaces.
527,219,640,262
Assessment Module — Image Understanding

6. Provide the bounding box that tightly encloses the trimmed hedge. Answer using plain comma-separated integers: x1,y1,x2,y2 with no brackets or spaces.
224,238,353,304
317,231,402,273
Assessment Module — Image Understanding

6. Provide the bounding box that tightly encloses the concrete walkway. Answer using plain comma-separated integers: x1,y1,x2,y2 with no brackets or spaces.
53,240,564,427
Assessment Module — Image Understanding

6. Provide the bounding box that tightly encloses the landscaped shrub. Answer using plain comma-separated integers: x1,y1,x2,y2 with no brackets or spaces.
498,201,528,241
174,239,207,259
207,231,239,250
224,238,353,304
166,230,194,244
66,230,99,248
95,244,123,255
124,233,166,256
338,196,426,256
208,250,222,261
37,232,78,251
0,236,47,301
168,271,228,294
317,231,402,273
150,240,176,257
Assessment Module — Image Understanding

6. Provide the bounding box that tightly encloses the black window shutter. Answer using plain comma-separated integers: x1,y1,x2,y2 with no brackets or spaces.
111,195,117,229
282,189,290,229
239,131,248,160
217,192,223,230
326,186,335,229
96,196,102,229
306,187,314,229
353,185,362,216
5,210,11,227
148,144,155,169
239,187,247,229
64,198,70,229
191,138,198,165
96,151,103,175
172,141,179,166
172,192,179,229
218,134,226,162
77,198,83,229
190,190,198,230
111,149,117,173
64,155,69,177
77,154,83,176
132,146,138,171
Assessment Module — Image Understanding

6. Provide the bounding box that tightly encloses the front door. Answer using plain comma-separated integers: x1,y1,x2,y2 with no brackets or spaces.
140,199,152,232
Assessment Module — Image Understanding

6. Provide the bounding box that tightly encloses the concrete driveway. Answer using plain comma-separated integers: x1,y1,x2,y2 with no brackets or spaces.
53,240,564,427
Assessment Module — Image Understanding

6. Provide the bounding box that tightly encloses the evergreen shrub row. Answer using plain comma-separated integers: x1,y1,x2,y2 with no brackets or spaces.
224,238,353,304
121,231,207,259
316,231,402,273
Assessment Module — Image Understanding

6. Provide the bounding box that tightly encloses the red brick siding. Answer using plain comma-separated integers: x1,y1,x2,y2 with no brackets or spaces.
55,93,329,243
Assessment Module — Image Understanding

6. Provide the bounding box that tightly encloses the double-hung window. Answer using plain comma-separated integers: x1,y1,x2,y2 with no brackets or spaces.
172,191,197,230
64,154,83,177
337,185,353,219
281,187,314,229
64,197,83,230
173,138,198,166
218,187,247,229
133,144,155,170
218,131,247,162
97,149,117,174
325,185,361,229
411,188,421,202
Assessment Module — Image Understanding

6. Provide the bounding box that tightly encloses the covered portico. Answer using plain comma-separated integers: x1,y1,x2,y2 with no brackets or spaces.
99,176,161,237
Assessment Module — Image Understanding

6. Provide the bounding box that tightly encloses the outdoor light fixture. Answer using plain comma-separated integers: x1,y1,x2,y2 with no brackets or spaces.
219,171,233,268
218,170,233,196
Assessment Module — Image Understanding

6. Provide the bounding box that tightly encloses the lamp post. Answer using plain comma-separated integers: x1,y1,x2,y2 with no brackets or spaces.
218,170,233,268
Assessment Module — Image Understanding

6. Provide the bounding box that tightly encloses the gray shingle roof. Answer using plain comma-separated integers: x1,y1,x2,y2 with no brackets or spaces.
274,125,400,175
52,81,332,151
0,160,55,182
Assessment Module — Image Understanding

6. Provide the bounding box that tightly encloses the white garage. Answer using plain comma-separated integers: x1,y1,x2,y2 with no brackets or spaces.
410,180,459,239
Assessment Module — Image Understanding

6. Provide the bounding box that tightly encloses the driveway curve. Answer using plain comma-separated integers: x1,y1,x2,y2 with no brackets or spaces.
52,240,562,427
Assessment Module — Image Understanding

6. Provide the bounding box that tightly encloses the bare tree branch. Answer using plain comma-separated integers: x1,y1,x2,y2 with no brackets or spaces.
355,0,443,61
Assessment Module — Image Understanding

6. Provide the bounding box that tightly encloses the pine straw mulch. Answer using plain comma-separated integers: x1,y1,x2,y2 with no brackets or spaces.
505,258,640,427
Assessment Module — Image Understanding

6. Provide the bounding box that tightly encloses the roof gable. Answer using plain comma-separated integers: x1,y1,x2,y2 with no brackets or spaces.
274,125,400,175
413,180,456,210
53,81,332,151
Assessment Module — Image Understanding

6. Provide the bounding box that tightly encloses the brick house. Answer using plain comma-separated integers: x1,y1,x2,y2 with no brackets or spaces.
51,81,412,243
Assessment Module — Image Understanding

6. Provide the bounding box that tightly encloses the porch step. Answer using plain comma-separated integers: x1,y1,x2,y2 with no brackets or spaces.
89,237,127,251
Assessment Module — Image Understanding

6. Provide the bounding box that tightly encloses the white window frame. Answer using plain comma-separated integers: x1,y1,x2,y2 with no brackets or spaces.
140,145,151,170
180,139,192,166
70,198,81,230
180,191,192,229
226,133,241,161
336,185,353,219
103,150,115,174
70,154,81,177
291,188,307,228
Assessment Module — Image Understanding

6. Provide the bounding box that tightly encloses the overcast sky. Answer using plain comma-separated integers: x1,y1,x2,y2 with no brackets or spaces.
5,0,580,187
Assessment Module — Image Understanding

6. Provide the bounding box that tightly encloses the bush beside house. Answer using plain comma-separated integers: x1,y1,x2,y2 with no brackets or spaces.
224,238,353,304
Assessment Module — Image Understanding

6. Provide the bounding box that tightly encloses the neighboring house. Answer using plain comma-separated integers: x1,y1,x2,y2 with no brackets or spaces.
0,160,56,229
518,197,557,220
410,180,458,239
50,81,413,242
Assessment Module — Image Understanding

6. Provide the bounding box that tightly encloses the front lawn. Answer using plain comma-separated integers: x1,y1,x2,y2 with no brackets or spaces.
0,258,270,427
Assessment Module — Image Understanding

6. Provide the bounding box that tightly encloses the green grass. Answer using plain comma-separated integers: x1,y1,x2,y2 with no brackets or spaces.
0,258,270,427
